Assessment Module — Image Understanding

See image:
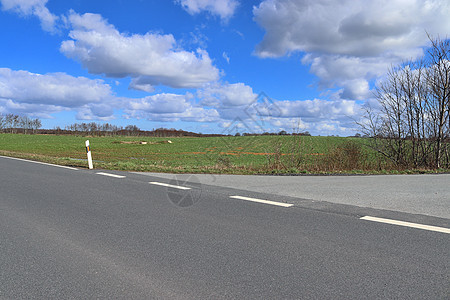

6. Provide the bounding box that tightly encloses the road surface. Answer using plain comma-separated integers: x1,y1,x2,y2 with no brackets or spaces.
139,172,450,219
1,155,449,299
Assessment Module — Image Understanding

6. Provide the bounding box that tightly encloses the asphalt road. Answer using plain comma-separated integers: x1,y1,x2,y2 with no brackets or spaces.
138,172,450,219
1,156,449,299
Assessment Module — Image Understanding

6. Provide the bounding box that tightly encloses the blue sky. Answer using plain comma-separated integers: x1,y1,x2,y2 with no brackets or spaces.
1,0,449,136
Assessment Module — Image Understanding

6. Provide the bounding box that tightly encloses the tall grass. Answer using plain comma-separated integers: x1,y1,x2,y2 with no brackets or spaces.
0,133,442,174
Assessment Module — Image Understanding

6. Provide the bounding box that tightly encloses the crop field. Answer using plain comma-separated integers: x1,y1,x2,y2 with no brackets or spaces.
0,133,437,174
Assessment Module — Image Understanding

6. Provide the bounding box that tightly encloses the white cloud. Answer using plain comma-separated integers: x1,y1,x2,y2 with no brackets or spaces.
254,0,449,58
253,0,450,100
179,107,220,123
75,104,116,121
194,82,360,134
0,67,362,133
0,67,361,134
266,117,357,136
222,52,230,64
198,82,257,107
125,93,219,123
316,123,336,132
0,68,116,118
128,93,191,114
0,0,58,32
238,96,360,135
61,11,220,90
128,78,156,93
254,98,357,121
302,54,389,100
176,0,239,21
0,67,225,123
0,98,67,118
270,118,309,131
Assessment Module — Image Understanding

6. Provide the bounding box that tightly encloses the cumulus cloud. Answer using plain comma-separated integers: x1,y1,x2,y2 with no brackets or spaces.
0,66,362,133
301,54,388,100
265,116,358,136
194,81,360,134
0,68,116,118
60,11,220,90
0,67,223,122
242,97,358,134
128,93,191,114
198,82,257,108
0,0,58,32
253,0,450,100
0,98,66,118
128,78,156,93
125,93,219,122
177,107,220,123
269,118,309,131
176,0,239,21
257,99,357,120
254,0,449,58
75,104,117,121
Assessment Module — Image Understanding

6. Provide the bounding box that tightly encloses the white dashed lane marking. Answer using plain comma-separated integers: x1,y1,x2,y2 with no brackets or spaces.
360,216,450,234
149,182,192,190
229,196,293,207
96,172,126,179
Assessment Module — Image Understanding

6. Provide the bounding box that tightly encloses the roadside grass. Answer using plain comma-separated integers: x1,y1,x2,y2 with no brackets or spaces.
0,133,447,174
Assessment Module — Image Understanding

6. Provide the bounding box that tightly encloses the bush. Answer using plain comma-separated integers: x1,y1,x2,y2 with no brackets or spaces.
324,140,367,171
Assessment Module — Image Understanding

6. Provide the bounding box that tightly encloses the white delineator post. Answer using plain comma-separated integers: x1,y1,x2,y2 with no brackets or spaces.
85,140,93,169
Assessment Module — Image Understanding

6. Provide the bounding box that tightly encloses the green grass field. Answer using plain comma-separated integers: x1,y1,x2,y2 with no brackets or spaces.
0,133,441,174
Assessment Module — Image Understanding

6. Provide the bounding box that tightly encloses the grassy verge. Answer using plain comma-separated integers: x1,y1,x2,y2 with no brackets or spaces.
0,133,447,174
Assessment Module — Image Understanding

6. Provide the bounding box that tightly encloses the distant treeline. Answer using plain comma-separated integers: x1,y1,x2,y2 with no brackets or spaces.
0,113,42,134
58,123,207,137
235,131,311,137
0,115,314,137
51,123,313,137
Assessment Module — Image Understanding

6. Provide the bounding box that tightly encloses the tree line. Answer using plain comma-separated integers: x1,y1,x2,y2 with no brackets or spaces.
59,123,204,137
0,113,42,134
0,117,313,138
62,122,132,135
234,131,311,136
359,35,450,169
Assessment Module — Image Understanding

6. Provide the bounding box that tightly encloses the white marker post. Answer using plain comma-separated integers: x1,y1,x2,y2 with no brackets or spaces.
85,140,93,169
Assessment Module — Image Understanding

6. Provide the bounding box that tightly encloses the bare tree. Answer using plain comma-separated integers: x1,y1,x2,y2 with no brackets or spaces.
359,36,450,169
4,114,14,133
19,115,31,134
0,113,4,131
0,114,42,134
125,125,140,136
12,115,20,133
425,36,450,168
31,118,42,133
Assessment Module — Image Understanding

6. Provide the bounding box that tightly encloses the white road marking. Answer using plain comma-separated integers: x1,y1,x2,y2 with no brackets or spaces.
149,182,191,190
0,155,78,170
230,196,293,207
96,172,126,179
360,216,450,234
